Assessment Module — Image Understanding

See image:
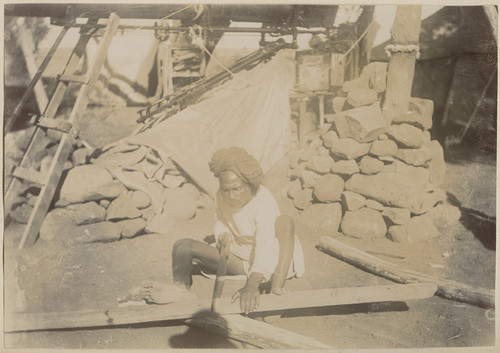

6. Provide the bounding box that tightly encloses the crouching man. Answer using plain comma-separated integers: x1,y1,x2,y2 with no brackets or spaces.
138,147,304,313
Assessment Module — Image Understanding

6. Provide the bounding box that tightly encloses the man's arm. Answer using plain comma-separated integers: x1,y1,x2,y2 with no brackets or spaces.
233,272,264,314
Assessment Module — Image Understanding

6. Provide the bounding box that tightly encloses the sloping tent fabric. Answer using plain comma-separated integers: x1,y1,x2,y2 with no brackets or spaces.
95,50,295,201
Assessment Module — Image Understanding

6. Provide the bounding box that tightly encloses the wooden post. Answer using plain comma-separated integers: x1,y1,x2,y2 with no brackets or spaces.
483,5,498,43
17,18,49,115
317,236,495,309
382,6,422,124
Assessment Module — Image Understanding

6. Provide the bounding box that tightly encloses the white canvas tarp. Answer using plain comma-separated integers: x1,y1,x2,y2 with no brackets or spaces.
96,50,295,200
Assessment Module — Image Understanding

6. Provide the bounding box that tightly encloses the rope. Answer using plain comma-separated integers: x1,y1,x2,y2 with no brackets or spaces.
197,36,263,87
385,44,420,59
292,20,376,88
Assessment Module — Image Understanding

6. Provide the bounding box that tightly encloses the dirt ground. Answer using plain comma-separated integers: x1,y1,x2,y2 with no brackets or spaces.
3,106,497,349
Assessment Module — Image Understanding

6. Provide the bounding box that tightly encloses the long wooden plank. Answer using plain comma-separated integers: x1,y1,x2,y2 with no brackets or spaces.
317,236,495,308
188,313,331,349
5,283,436,333
17,14,121,249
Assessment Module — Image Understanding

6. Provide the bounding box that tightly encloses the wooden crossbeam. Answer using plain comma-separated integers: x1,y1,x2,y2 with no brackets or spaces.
5,283,436,333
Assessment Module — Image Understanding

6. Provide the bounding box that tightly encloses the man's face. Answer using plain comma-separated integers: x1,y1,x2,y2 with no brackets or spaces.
219,170,253,209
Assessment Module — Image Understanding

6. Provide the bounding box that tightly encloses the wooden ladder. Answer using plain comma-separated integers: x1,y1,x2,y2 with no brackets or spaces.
4,13,120,249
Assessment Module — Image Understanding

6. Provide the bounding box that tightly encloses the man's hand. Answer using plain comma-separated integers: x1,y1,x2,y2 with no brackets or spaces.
232,273,264,314
216,232,231,258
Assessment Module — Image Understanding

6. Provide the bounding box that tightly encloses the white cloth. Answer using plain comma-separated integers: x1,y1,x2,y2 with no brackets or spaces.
214,185,305,281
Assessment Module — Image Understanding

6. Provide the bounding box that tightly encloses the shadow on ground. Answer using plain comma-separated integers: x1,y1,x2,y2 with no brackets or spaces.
446,192,496,250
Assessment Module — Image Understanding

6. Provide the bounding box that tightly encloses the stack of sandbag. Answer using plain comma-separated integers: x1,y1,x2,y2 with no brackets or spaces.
39,142,207,245
287,62,460,244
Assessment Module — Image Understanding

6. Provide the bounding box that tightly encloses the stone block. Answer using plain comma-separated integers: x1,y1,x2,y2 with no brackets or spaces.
341,191,366,211
366,199,384,211
347,88,378,108
396,146,432,167
387,224,408,243
145,213,175,234
329,138,371,160
428,140,446,186
331,106,386,143
341,207,387,240
378,156,395,163
299,203,342,233
415,188,447,215
131,190,152,209
293,188,313,210
67,202,106,225
10,203,33,224
393,97,434,130
299,146,318,162
360,62,388,93
163,187,198,221
343,77,369,93
332,96,348,113
76,221,122,243
370,139,398,157
39,209,78,241
118,218,147,238
106,193,143,221
382,207,411,225
289,162,307,180
100,199,111,208
345,165,433,214
72,148,90,166
407,214,440,243
387,123,426,148
287,179,303,199
322,130,339,149
426,203,462,226
57,165,125,206
313,174,345,203
300,170,322,188
307,155,335,174
331,159,360,176
359,156,384,174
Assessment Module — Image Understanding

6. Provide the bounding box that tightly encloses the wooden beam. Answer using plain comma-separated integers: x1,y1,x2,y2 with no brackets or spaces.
17,18,49,116
5,283,436,333
188,313,331,349
317,236,495,308
382,5,422,123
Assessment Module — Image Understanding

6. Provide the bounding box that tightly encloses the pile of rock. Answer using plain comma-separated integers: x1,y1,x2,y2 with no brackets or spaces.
5,127,91,224
288,62,457,243
38,158,205,244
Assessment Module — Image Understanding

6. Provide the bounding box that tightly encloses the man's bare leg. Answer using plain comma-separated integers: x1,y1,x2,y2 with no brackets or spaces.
270,215,295,294
137,238,245,304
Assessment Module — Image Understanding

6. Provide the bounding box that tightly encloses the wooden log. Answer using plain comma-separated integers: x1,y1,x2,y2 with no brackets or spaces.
382,5,422,123
5,283,436,333
317,235,495,308
188,313,331,349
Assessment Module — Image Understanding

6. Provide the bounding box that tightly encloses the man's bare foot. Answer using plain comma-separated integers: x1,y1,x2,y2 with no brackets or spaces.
132,281,197,304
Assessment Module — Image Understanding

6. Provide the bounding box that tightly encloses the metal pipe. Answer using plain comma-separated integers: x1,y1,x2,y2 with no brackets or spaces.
50,22,327,35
